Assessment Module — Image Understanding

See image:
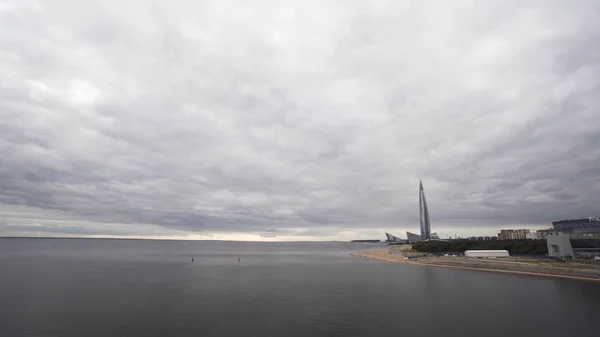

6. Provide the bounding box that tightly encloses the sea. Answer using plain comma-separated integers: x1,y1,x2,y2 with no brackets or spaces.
1,238,599,337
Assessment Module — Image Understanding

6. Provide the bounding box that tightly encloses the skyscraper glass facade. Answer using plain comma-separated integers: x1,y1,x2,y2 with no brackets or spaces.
419,180,432,241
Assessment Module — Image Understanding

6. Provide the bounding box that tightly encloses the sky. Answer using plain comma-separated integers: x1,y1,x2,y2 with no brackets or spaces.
1,0,599,241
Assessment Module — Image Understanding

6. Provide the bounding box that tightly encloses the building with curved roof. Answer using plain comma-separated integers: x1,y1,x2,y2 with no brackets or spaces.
406,231,422,242
386,232,407,243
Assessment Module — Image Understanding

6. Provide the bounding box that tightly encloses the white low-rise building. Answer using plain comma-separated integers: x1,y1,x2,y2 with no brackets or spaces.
465,250,509,258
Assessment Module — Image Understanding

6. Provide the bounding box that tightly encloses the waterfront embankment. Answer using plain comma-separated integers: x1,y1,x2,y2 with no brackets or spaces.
352,249,600,281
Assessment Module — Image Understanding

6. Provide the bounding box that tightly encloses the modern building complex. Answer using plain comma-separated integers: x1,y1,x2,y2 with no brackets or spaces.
549,216,600,251
495,217,600,256
498,218,600,241
418,180,431,241
388,180,441,243
551,217,600,239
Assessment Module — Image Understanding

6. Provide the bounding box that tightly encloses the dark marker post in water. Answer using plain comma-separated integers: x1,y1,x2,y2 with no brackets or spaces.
192,258,194,263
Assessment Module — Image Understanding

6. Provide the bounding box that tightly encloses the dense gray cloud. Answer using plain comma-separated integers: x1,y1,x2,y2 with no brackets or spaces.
1,0,599,240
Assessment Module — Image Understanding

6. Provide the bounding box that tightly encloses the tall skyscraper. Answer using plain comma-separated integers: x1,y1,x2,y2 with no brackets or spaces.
419,180,431,241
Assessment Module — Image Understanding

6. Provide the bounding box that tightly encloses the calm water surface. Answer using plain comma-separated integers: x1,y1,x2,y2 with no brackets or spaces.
1,238,599,337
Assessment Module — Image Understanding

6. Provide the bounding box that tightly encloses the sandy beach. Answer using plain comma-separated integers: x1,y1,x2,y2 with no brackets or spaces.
352,249,600,281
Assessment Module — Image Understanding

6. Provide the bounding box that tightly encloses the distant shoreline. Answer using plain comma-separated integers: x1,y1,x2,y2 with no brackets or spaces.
0,237,337,243
352,249,600,282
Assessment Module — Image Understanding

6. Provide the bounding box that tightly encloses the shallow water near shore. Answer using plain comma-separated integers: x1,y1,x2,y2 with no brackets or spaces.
1,238,599,337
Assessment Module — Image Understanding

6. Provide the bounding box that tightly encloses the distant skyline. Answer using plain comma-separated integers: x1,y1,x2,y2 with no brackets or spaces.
1,0,599,241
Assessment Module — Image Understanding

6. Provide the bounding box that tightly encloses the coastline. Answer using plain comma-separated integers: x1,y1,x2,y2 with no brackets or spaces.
352,249,600,282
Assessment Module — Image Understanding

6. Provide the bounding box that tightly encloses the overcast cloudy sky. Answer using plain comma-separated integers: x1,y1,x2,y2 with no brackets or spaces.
1,0,599,241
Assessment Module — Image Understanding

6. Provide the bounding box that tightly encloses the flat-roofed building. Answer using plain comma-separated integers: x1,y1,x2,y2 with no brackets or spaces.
552,217,600,232
536,229,553,240
498,229,532,240
465,250,509,258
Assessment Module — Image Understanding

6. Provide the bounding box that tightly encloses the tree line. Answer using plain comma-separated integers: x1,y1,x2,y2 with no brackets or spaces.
412,239,549,255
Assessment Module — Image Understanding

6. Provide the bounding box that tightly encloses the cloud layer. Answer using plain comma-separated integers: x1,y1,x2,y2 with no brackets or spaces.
1,0,599,240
